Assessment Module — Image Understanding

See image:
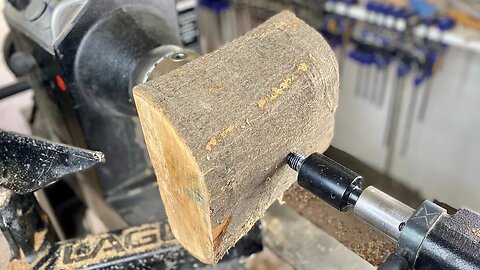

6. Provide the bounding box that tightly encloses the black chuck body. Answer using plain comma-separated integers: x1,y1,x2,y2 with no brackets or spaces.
287,152,363,212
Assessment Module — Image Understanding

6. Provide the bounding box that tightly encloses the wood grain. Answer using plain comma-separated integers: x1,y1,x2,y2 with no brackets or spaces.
134,11,339,263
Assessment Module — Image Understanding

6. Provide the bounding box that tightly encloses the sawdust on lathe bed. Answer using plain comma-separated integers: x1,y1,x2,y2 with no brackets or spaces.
284,184,395,266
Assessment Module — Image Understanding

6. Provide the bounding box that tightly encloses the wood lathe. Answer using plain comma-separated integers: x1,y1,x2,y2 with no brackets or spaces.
0,0,478,268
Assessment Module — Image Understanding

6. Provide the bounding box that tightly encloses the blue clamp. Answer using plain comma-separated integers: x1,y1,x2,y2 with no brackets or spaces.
421,17,435,26
383,4,394,16
349,51,373,66
401,9,414,19
380,36,391,47
359,28,369,39
360,53,374,66
374,54,388,69
376,3,387,14
336,16,348,34
397,64,410,77
367,1,382,13
321,16,330,29
373,2,383,13
392,7,402,18
366,1,375,12
332,36,343,48
199,0,229,12
414,73,426,87
426,50,437,64
437,16,455,31
342,0,358,5
414,69,433,87
348,51,360,61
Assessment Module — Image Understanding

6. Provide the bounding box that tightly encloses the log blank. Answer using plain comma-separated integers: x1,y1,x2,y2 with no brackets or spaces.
134,11,339,264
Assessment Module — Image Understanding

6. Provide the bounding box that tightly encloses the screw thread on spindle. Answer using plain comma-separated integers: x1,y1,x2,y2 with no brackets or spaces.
286,152,305,172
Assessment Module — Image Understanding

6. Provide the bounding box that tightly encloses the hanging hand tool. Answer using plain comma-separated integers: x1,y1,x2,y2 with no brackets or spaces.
350,50,364,97
375,52,392,107
362,51,377,100
400,72,428,156
371,51,389,105
384,62,410,172
350,27,370,99
383,4,396,29
368,4,393,105
360,2,380,101
375,7,407,108
365,1,379,26
335,14,352,79
384,63,410,146
417,50,436,121
369,52,381,103
359,52,374,100
417,16,453,120
376,8,409,109
340,0,359,40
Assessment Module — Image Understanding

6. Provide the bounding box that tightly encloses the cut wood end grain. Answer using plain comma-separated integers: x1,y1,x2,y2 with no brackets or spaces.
134,10,339,264
134,95,215,261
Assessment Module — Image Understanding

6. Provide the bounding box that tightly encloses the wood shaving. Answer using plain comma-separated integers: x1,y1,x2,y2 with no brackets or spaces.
8,259,30,270
34,229,47,251
473,228,480,239
298,63,309,72
220,125,235,138
245,117,251,126
206,137,217,151
204,168,215,176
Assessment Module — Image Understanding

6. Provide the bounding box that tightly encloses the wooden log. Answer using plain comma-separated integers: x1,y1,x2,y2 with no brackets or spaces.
133,11,339,264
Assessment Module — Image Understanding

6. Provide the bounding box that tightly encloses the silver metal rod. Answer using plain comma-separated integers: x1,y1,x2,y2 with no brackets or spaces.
377,66,389,107
373,67,383,105
338,46,347,81
354,186,414,241
384,73,406,173
384,75,404,146
369,67,379,103
355,64,364,97
363,66,372,99
417,78,433,121
400,85,420,156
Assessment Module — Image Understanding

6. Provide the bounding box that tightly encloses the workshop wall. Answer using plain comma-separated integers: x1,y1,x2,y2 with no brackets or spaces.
334,46,480,211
